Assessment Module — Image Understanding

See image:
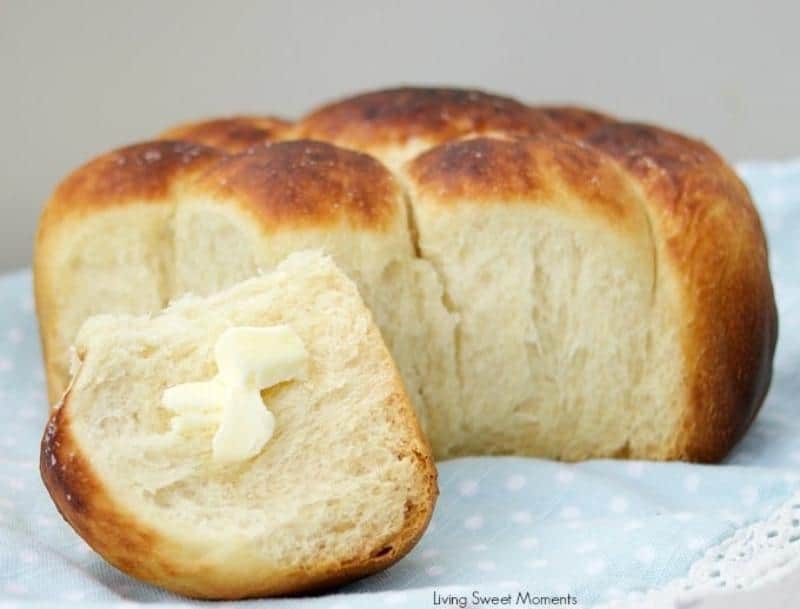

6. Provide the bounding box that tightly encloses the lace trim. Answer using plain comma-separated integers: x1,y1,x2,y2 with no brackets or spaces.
599,490,800,608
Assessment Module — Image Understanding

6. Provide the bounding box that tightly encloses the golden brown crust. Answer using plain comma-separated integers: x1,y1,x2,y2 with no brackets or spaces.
536,105,614,137
405,135,639,225
40,397,172,583
187,140,402,231
159,116,292,153
297,87,557,151
585,123,778,461
41,363,438,599
43,141,222,221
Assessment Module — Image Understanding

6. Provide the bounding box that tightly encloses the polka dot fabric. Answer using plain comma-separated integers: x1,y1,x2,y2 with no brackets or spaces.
0,160,799,608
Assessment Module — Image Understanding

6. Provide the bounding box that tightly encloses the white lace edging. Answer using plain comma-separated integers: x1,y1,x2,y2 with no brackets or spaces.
598,490,800,609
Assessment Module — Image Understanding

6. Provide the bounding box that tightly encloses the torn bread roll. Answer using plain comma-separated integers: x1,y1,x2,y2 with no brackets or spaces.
40,251,437,599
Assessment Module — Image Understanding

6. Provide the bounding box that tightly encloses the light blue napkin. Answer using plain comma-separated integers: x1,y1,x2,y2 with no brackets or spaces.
1,160,798,609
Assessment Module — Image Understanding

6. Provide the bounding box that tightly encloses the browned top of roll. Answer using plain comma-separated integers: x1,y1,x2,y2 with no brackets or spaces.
297,87,558,150
405,135,638,225
159,116,292,153
44,141,222,221
185,140,402,231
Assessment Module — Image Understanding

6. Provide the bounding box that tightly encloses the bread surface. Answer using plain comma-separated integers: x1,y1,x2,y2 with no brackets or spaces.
35,86,777,462
40,251,437,599
159,115,291,153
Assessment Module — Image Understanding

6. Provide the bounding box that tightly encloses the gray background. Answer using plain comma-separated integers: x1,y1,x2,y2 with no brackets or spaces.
2,0,798,271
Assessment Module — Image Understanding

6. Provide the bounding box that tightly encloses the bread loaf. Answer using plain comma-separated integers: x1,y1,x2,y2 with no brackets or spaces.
40,251,437,598
35,87,777,462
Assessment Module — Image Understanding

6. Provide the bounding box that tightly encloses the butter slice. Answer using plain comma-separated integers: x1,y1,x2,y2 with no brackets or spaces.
215,326,308,390
212,384,276,463
162,325,307,463
163,381,225,433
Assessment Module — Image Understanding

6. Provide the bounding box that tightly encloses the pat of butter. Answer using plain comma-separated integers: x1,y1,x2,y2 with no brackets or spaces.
162,325,308,463
215,326,308,390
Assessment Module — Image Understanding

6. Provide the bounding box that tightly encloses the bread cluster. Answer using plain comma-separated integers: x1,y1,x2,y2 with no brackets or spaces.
35,86,777,597
36,87,777,463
